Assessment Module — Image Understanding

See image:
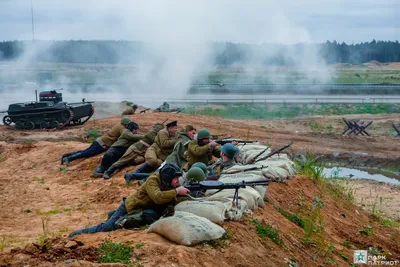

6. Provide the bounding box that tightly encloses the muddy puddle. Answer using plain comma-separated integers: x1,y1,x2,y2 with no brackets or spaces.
323,166,400,185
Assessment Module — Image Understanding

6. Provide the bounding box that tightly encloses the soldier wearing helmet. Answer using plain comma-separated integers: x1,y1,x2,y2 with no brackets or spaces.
207,143,240,180
61,117,131,165
68,163,190,238
184,128,221,170
122,103,139,115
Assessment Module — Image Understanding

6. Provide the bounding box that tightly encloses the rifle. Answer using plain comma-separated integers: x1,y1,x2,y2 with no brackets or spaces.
215,139,258,146
206,165,268,181
254,141,293,163
185,180,269,207
139,108,151,114
161,118,169,125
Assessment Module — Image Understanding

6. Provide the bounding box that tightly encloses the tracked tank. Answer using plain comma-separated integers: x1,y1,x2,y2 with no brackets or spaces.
2,90,94,130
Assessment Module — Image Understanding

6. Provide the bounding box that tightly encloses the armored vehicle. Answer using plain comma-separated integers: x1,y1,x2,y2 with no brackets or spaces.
2,90,94,130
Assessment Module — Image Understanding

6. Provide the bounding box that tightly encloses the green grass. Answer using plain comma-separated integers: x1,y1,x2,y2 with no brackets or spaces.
273,206,305,228
359,225,374,236
97,240,133,264
86,128,101,143
251,219,285,247
182,103,400,120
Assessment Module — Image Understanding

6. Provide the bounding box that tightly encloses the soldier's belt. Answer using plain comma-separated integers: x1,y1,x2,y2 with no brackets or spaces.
140,140,151,148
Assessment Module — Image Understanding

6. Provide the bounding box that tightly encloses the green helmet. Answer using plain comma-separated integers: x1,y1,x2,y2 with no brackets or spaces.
186,167,206,182
197,128,211,140
120,117,131,125
221,143,240,159
192,162,208,176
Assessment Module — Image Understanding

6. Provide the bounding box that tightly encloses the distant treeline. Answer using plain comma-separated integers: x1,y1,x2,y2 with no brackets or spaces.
0,40,399,65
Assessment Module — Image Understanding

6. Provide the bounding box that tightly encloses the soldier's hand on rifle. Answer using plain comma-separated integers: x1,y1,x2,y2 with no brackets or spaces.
209,140,218,148
175,186,190,195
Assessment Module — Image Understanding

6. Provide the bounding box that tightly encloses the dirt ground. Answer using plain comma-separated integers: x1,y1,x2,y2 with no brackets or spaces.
0,112,399,266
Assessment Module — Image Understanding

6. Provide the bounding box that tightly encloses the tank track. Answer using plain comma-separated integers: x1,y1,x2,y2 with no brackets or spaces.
3,105,94,130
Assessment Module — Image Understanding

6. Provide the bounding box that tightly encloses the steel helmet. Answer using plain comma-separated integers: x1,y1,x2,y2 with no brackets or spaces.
186,167,206,182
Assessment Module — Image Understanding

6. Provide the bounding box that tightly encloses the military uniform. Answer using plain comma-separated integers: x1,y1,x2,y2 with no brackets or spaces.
92,123,143,177
113,124,163,168
165,130,192,168
145,128,177,168
61,118,130,165
207,158,237,178
68,164,187,238
157,102,170,112
185,139,221,170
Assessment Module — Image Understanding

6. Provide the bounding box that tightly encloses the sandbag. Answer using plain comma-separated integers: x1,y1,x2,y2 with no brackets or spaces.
146,211,225,246
218,173,268,197
204,188,258,210
174,200,230,225
205,197,248,221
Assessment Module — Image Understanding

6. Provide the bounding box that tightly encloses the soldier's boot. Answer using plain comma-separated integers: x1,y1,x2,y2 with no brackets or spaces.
91,164,106,178
60,152,76,164
63,153,82,166
103,165,118,180
114,212,146,229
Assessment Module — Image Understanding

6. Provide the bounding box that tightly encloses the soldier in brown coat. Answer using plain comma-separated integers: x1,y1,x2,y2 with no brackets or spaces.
68,163,190,238
102,123,164,179
141,120,178,173
61,117,131,165
184,128,221,170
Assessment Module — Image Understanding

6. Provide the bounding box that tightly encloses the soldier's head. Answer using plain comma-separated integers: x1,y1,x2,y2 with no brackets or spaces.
160,163,182,188
197,128,211,146
221,143,240,161
192,162,208,176
182,125,197,140
127,122,140,133
152,123,164,133
132,104,138,110
120,117,131,127
186,167,206,183
166,120,178,136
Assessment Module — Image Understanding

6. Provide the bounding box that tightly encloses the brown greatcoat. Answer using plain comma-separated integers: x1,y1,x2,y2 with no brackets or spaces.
97,124,126,148
145,128,177,168
124,172,178,214
184,139,221,170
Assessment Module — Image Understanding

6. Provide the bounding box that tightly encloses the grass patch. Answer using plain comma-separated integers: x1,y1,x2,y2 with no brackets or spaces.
60,166,68,173
302,196,326,249
203,231,232,248
182,103,400,120
251,219,285,247
340,253,349,261
274,206,305,228
359,225,374,236
295,152,325,183
86,128,101,143
341,240,352,248
97,240,133,264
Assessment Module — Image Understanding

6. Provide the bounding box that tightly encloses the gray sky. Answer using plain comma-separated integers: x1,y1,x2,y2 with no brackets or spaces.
0,0,398,43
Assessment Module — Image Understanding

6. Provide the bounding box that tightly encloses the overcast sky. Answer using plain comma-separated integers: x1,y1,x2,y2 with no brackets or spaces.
0,0,398,44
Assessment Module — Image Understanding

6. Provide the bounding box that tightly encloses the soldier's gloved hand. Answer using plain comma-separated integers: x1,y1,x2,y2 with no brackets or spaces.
209,141,218,148
175,186,190,195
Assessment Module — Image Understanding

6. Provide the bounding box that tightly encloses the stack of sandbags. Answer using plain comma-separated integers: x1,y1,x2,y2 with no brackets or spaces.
146,211,226,246
232,143,296,182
